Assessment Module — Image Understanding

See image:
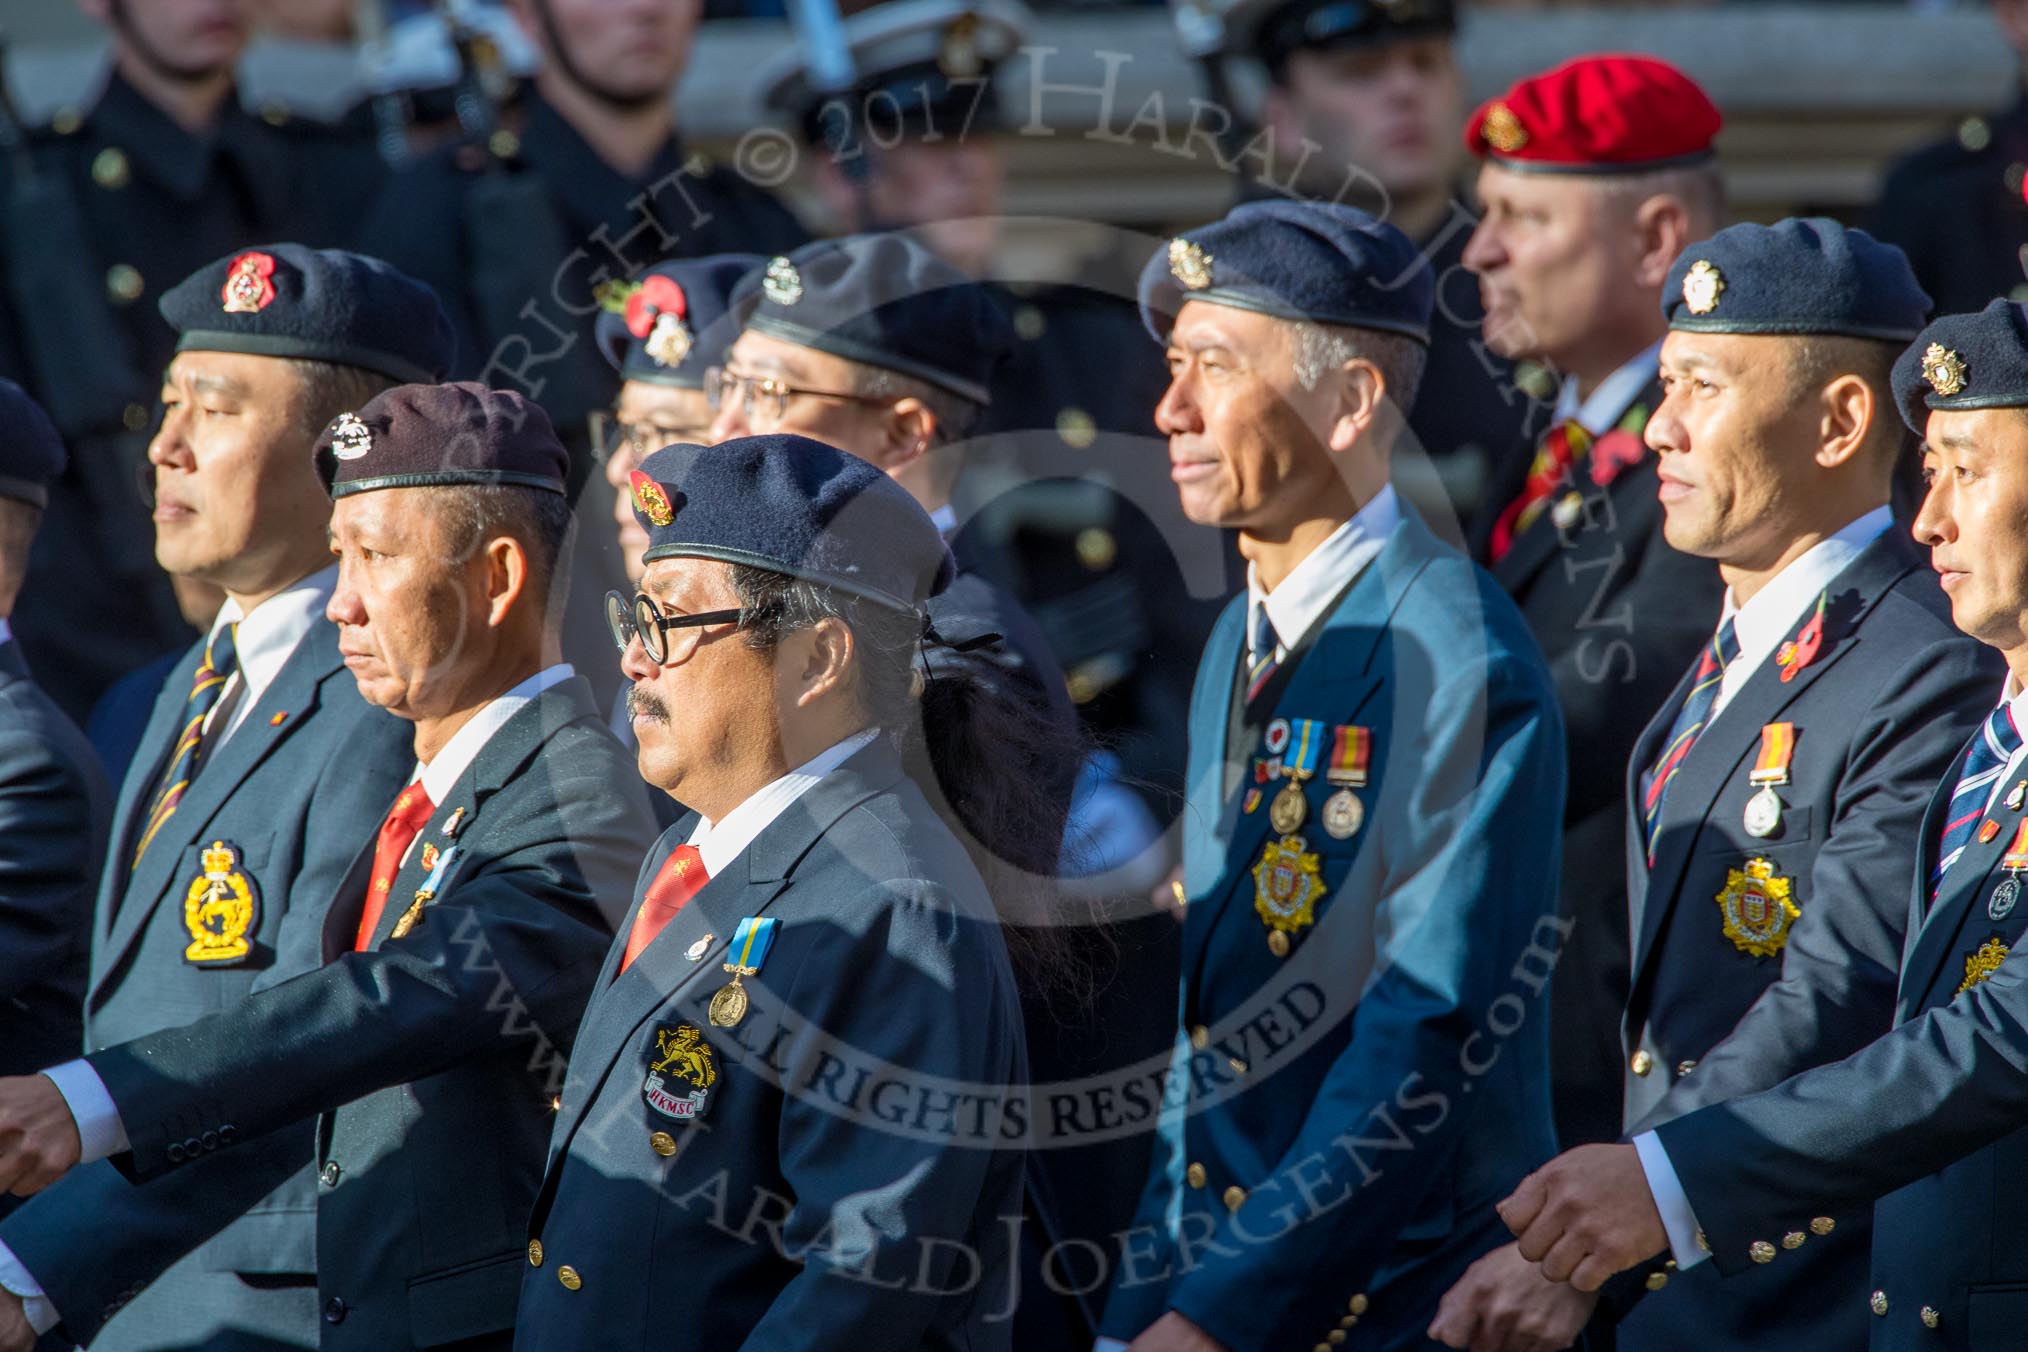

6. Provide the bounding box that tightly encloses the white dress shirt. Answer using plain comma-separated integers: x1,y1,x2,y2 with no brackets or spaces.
201,566,338,750
1246,484,1401,662
1555,339,1664,436
2,662,577,1333
685,728,880,878
0,617,12,647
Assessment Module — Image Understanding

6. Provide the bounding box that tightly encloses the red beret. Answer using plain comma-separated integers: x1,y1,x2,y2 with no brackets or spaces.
1464,54,1720,172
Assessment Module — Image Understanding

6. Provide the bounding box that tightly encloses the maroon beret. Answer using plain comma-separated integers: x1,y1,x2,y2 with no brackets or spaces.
315,382,568,499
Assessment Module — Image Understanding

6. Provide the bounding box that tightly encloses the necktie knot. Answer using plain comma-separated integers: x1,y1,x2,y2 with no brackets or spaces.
1249,602,1278,664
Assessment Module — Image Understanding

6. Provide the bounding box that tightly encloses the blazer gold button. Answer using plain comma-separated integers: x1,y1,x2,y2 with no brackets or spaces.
1783,1231,1805,1249
1313,1344,1329,1352
1645,1272,1668,1291
1185,1163,1207,1189
1922,1306,1940,1329
1222,1185,1246,1211
1328,1332,1346,1345
650,1132,678,1157
1811,1217,1835,1236
1190,1025,1209,1051
1338,1315,1358,1328
1630,1050,1653,1076
1871,1291,1889,1316
1349,1294,1369,1315
558,1265,582,1291
526,1239,543,1267
1749,1240,1776,1263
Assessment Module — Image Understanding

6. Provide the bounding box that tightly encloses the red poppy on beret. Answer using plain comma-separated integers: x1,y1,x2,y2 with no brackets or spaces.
625,275,688,340
1464,54,1721,172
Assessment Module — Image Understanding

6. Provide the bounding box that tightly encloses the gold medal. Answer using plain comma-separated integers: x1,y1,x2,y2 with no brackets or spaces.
1322,789,1363,839
1269,780,1307,834
708,980,749,1028
1267,929,1291,957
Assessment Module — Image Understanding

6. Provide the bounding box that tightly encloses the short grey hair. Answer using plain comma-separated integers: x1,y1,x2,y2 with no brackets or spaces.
1288,320,1429,409
437,483,576,606
1594,162,1726,237
847,363,984,447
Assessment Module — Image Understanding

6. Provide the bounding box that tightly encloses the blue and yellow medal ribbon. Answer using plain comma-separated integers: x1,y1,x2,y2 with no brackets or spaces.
725,916,779,976
1284,719,1326,779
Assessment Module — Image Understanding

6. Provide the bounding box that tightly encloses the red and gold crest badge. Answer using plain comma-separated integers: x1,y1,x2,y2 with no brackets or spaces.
221,251,276,314
630,469,675,527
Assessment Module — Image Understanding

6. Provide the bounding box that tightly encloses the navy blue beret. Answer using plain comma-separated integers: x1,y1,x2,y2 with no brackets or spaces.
1891,299,2028,435
1662,218,1930,341
1138,199,1433,344
735,234,1011,405
0,379,64,509
315,382,568,499
595,254,761,390
161,245,455,385
630,434,952,613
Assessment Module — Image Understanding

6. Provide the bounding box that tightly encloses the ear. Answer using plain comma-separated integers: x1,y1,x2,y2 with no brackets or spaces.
1996,0,2028,51
789,615,856,709
482,535,530,629
877,398,938,472
1325,358,1388,455
1630,193,1696,291
1261,83,1305,155
1815,372,1875,471
807,157,866,233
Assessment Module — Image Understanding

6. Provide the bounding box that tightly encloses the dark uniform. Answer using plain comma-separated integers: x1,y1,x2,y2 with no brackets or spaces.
1869,93,2028,318
1459,57,1729,1151
1647,300,2028,1352
0,71,384,722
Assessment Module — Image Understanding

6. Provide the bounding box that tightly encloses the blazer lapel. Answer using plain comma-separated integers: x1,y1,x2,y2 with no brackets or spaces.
1622,659,1699,967
97,638,207,944
1899,762,2025,1015
93,626,345,995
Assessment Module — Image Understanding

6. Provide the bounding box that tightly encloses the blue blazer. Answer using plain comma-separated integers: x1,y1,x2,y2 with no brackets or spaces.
0,619,414,1342
1655,709,2028,1350
516,737,1027,1352
1097,508,1567,1352
1607,532,1997,1349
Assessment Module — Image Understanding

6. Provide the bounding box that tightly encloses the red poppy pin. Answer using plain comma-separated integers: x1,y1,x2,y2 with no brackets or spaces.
1776,590,1828,683
1589,429,1647,487
221,251,276,314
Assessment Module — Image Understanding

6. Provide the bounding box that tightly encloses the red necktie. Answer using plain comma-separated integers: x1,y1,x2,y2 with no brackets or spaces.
1490,419,1592,562
354,785,436,951
619,845,709,973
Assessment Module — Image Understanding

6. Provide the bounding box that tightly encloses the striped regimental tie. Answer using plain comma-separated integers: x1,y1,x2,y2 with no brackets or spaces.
1930,705,2024,900
132,624,239,866
1641,618,1740,864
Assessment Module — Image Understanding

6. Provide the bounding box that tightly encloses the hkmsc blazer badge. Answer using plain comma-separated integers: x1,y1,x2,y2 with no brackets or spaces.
643,1024,718,1120
1715,857,1799,958
183,840,259,965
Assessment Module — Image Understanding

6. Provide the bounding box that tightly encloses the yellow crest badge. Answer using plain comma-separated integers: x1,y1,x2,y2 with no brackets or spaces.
183,841,258,964
1481,102,1528,153
1922,343,1968,397
643,1023,718,1121
1253,834,1324,940
1959,936,2009,995
1681,260,1725,315
1715,857,1799,958
1168,238,1214,291
629,470,675,527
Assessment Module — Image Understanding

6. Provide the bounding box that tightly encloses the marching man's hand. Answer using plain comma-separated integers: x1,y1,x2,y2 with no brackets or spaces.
1127,1312,1229,1352
1498,1144,1667,1293
0,1287,33,1352
1428,1240,1597,1351
0,1074,80,1197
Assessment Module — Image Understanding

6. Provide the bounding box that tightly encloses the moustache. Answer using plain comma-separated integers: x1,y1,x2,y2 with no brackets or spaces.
627,685,671,724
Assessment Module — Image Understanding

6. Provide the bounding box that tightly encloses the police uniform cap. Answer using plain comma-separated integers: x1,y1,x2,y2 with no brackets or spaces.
1662,218,1930,342
596,254,762,389
756,0,1030,143
316,381,569,499
631,434,953,613
1236,0,1456,74
1465,54,1720,173
0,379,65,509
1891,299,2028,434
161,244,455,385
1138,198,1433,345
738,233,1011,406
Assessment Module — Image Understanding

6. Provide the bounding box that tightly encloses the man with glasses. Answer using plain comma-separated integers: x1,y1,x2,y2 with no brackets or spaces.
522,433,1028,1350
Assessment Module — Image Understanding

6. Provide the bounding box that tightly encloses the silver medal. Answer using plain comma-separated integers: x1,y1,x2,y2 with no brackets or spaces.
1743,785,1782,839
1992,877,2021,922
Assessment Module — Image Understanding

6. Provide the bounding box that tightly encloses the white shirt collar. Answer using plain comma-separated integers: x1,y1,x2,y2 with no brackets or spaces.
1556,338,1664,435
206,566,338,745
1713,506,1893,714
413,664,576,803
0,617,11,648
685,727,880,878
929,503,958,539
1246,484,1400,658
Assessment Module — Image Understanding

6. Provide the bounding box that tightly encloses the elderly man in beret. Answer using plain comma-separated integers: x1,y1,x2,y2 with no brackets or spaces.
518,433,1026,1350
0,383,652,1352
0,381,111,1191
0,245,446,1352
1435,221,2000,1352
1090,198,1565,1352
1458,53,1731,1158
1498,297,2028,1351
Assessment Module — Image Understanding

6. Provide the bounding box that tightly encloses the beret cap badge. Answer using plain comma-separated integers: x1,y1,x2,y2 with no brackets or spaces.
221,251,276,314
1923,343,1968,397
630,469,676,527
1168,238,1214,291
1681,259,1725,316
1481,102,1528,154
762,256,804,307
328,412,372,461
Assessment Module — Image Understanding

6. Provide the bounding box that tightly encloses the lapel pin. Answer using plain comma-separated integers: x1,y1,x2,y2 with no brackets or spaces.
268,711,288,726
685,935,713,962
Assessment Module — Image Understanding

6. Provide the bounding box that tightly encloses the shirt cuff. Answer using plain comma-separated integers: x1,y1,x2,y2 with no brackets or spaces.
1633,1130,1710,1271
42,1060,130,1163
0,1238,58,1335
1093,1340,1130,1352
